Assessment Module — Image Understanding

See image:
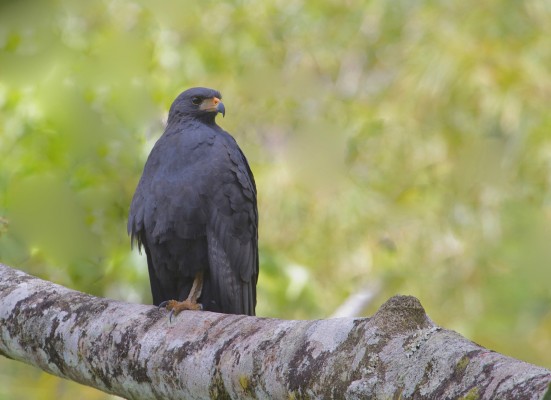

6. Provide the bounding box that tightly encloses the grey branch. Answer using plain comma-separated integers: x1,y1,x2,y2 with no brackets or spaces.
0,263,550,400
331,280,382,318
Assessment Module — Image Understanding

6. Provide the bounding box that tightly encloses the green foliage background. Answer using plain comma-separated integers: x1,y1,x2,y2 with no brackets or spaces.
1,0,550,398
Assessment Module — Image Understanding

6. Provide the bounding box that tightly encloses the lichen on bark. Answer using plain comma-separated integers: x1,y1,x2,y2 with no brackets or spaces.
1,263,550,400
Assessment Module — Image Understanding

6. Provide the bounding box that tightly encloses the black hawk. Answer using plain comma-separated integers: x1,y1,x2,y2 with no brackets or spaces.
128,87,258,316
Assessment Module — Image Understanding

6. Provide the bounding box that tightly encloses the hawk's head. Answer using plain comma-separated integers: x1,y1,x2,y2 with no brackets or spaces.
168,87,225,124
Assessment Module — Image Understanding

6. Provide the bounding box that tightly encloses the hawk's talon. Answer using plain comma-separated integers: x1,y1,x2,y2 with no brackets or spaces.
158,298,203,321
157,272,203,320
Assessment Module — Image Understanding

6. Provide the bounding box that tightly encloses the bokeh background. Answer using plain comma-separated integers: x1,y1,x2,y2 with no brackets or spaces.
1,0,551,398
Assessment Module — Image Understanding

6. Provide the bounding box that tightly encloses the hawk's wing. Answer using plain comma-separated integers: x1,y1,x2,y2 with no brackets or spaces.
202,133,258,315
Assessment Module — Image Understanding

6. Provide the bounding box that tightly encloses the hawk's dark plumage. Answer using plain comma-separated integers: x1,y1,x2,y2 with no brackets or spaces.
128,87,258,316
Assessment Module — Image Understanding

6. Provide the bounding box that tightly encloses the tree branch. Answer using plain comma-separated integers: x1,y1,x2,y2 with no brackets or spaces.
0,263,550,399
331,280,382,318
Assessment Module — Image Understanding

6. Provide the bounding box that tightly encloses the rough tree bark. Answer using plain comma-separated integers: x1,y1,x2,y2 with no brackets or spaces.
0,263,550,400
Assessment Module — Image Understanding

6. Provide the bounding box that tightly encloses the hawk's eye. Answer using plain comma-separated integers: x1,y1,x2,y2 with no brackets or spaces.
191,96,202,105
